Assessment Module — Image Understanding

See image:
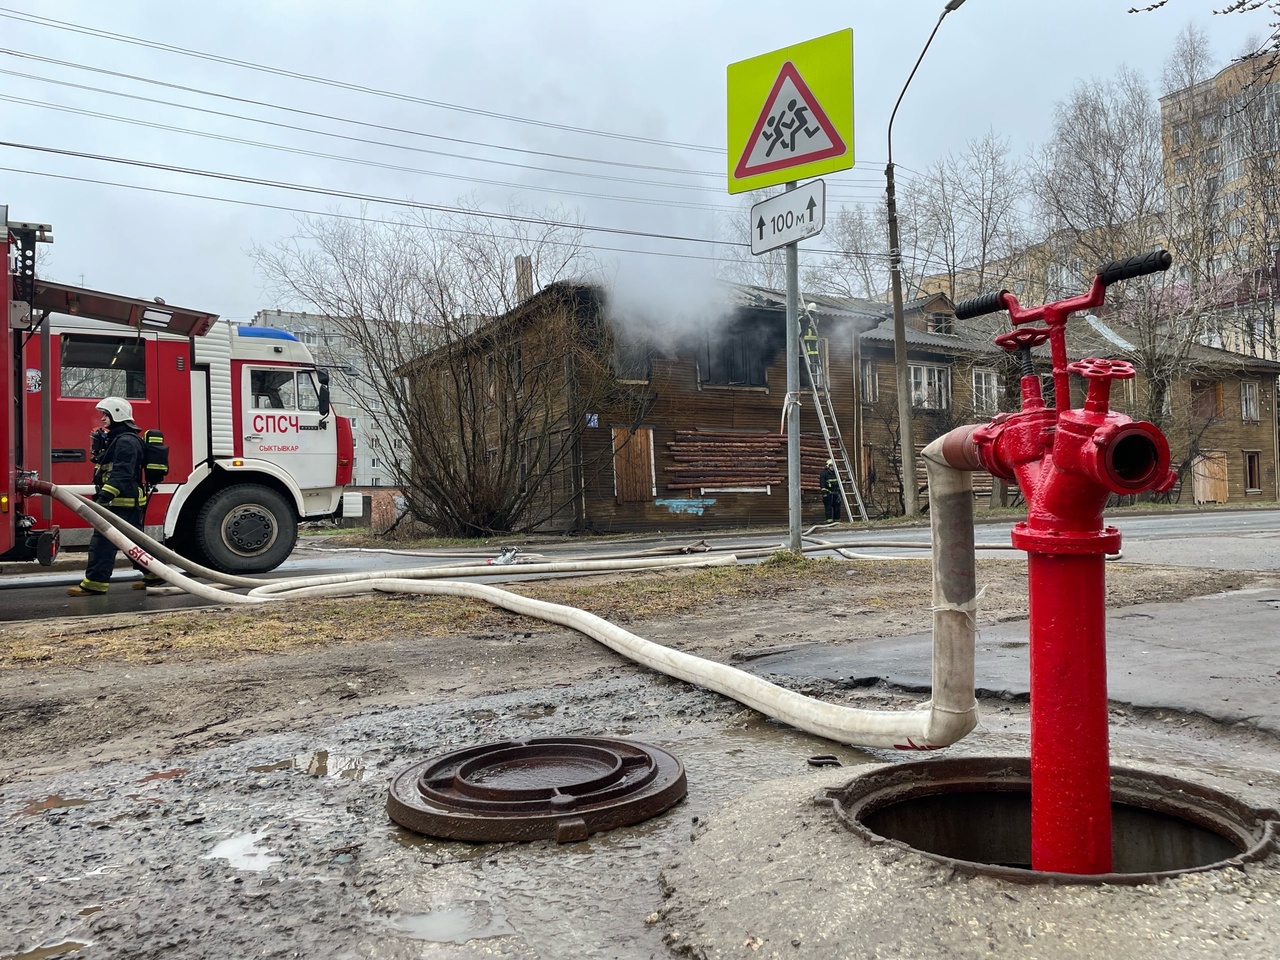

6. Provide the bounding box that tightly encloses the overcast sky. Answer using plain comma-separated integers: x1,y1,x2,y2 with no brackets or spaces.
1,1,1270,323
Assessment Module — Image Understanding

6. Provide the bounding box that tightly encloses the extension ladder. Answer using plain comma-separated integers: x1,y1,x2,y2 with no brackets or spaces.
801,342,868,522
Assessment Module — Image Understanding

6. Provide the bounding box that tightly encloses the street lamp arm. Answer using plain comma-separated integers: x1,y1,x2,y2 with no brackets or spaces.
884,0,966,519
887,9,954,164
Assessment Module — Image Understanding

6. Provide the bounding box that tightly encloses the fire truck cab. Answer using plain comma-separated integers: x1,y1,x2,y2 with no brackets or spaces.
4,213,355,574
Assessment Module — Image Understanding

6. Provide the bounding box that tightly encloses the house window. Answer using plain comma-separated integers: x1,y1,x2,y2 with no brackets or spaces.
612,427,654,502
927,312,953,335
1244,451,1262,492
371,477,380,487
1241,381,1260,421
508,343,523,389
972,368,1000,416
371,458,380,468
909,364,950,410
860,358,878,402
1191,380,1224,421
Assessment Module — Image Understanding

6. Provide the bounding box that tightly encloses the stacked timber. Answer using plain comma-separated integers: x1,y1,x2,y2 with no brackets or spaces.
664,430,829,491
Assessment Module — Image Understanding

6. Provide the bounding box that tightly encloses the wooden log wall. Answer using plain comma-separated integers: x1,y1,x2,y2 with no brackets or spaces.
663,430,831,491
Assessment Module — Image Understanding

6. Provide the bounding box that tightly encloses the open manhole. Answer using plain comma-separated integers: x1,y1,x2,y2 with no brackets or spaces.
388,736,687,843
817,756,1280,885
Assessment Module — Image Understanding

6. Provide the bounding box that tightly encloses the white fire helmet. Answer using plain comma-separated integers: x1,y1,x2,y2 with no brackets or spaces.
95,397,136,426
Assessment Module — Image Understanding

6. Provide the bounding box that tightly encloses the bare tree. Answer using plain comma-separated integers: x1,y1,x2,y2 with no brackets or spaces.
1031,66,1200,428
1130,1,1280,77
1027,54,1259,503
803,200,890,299
914,131,1029,302
254,201,634,537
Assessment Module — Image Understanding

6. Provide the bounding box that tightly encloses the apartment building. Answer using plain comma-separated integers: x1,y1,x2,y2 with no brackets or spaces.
1160,53,1280,360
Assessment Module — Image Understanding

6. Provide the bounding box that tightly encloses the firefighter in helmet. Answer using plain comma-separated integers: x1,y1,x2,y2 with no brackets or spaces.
68,397,161,595
819,458,842,524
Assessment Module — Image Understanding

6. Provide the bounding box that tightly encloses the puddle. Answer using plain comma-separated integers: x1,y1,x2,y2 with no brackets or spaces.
15,796,94,816
7,941,90,960
389,902,514,944
137,768,189,783
78,905,103,917
515,704,557,720
247,750,365,781
202,832,282,872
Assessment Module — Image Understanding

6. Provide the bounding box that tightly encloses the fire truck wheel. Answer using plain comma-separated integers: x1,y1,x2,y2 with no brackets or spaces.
195,484,298,574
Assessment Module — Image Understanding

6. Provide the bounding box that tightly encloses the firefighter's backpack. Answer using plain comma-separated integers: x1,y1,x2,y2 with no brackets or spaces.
141,428,170,488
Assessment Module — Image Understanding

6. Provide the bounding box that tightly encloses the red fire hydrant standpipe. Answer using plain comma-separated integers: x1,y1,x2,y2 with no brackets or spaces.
949,250,1177,874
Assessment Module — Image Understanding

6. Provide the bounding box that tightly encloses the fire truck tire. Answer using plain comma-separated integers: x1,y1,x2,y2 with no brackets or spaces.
195,484,298,573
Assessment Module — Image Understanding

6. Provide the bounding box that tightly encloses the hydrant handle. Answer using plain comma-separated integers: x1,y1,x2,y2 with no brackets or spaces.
1097,250,1173,287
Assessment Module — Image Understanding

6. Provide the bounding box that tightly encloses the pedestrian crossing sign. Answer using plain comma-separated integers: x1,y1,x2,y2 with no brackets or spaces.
727,29,854,195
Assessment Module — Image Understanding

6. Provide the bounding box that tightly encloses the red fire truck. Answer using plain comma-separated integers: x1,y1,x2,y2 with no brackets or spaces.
3,214,354,573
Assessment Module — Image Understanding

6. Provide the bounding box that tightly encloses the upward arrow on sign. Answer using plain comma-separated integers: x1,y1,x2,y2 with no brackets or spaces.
733,61,847,180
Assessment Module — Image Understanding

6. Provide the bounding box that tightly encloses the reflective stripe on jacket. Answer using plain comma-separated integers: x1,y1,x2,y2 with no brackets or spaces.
97,428,148,508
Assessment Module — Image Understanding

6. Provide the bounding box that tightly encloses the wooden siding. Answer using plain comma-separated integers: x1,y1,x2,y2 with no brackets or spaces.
503,288,1279,533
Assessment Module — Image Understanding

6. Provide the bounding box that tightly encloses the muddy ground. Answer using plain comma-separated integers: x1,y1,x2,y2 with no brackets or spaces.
1,558,1261,781
1,557,1277,959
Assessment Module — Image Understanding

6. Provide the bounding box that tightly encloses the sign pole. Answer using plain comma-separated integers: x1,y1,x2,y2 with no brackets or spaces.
784,182,802,554
728,29,852,551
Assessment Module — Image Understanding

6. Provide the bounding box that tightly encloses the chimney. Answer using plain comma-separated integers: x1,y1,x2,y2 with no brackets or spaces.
515,255,533,302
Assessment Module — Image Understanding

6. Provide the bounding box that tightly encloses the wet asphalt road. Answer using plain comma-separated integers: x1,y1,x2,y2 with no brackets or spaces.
3,510,1280,958
3,509,1278,623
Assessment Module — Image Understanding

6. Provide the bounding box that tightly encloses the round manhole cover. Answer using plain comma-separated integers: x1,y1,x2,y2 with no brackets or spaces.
387,736,687,843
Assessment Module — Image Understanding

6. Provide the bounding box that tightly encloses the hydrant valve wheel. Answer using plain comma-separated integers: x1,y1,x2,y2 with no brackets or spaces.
1067,357,1136,380
994,327,1051,351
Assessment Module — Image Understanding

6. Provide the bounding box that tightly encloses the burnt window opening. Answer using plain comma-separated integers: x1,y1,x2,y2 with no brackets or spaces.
613,338,655,381
696,328,769,387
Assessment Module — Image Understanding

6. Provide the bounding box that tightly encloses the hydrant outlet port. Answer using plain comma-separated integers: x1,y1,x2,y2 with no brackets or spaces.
818,756,1278,885
1106,428,1162,488
1089,420,1170,493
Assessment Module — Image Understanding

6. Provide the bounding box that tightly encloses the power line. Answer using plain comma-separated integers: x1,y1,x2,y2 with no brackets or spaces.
0,5,912,182
0,93,742,213
0,164,736,266
0,54,720,182
0,162,899,268
2,138,741,245
0,51,897,201
0,7,727,153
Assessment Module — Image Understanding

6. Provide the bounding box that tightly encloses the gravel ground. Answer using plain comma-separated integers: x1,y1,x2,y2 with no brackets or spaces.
2,559,1278,959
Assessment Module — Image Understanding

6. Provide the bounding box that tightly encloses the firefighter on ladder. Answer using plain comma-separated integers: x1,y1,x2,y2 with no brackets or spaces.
803,309,824,390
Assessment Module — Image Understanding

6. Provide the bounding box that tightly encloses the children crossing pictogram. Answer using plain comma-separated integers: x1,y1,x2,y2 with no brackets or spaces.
733,62,847,180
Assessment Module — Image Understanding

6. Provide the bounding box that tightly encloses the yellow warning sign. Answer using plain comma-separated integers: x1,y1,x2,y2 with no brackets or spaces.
727,29,854,195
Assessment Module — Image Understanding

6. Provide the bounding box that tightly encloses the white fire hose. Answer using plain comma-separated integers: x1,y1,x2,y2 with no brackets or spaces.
39,448,982,749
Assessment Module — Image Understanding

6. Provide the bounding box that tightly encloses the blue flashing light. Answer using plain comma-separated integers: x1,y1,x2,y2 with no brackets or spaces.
236,326,300,341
